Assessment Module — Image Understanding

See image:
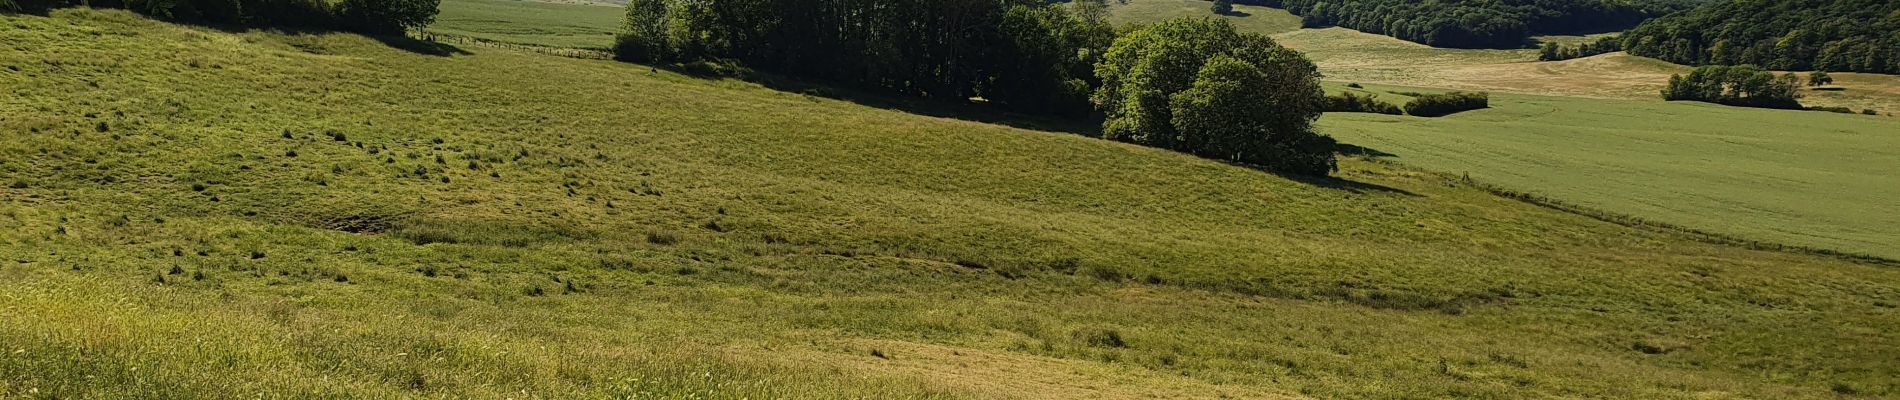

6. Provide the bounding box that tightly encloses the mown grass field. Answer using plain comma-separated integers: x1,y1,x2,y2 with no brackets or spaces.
429,0,621,49
1105,0,1304,35
1318,83,1900,259
4,9,1900,399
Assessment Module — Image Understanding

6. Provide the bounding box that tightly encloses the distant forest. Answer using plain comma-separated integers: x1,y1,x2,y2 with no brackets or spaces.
1237,0,1705,48
1620,0,1900,74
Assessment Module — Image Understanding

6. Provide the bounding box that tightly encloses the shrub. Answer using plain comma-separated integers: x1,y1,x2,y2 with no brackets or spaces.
1324,92,1402,115
1862,109,1879,115
1404,91,1490,117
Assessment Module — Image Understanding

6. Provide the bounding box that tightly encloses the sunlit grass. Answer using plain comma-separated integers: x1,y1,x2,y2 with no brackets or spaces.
2,9,1898,399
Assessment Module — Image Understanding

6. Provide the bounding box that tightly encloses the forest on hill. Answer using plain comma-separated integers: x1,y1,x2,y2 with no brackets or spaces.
1246,0,1705,48
1619,0,1900,73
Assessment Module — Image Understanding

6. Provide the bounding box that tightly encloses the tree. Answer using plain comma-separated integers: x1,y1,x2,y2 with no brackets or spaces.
1210,0,1232,15
338,0,441,34
1095,18,1332,175
614,0,671,62
1808,71,1834,87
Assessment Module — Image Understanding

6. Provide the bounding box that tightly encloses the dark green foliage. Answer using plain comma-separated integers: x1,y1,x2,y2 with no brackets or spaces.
1808,71,1834,87
1661,65,1804,109
612,0,1113,115
1540,36,1622,61
1403,92,1491,117
1210,0,1231,15
338,0,441,34
1620,0,1900,73
1096,18,1333,175
1259,0,1704,49
1324,91,1402,115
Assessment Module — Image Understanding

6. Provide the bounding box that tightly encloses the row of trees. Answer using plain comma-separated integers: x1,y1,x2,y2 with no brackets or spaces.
3,0,439,35
1249,0,1703,49
1619,0,1900,73
616,0,1114,116
617,2,1341,175
1539,36,1621,61
1661,65,1804,109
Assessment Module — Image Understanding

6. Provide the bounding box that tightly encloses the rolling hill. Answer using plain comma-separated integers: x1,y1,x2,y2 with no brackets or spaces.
3,9,1899,399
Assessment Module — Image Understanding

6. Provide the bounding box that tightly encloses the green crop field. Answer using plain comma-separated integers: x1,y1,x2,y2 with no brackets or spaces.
1318,83,1900,259
4,9,1900,399
1105,0,1305,35
429,0,622,49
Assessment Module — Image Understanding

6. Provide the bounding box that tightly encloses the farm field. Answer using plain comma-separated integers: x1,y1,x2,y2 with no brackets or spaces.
1318,84,1900,259
6,9,1899,399
429,0,621,49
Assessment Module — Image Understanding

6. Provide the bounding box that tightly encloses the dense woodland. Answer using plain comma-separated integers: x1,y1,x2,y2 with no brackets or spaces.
1247,0,1704,48
616,0,1114,116
619,1,1340,175
1619,0,1900,73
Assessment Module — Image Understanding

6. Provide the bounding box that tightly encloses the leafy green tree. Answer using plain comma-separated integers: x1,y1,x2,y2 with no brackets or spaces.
338,0,441,34
614,0,671,62
1210,0,1232,15
1095,18,1332,175
1808,71,1834,87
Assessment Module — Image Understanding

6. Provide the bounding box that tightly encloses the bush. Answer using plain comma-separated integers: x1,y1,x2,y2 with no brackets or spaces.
337,0,440,35
1862,109,1879,115
1324,91,1402,115
1095,18,1334,175
1404,92,1490,117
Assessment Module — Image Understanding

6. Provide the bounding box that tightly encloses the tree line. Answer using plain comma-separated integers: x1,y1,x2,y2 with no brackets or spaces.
1661,65,1804,109
1619,0,1900,74
618,1,1344,175
616,0,1114,116
1240,0,1704,49
3,0,438,35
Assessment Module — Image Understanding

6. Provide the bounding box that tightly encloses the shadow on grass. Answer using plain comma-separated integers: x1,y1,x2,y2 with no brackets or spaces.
23,5,473,57
641,60,1103,136
634,59,1410,195
370,34,472,57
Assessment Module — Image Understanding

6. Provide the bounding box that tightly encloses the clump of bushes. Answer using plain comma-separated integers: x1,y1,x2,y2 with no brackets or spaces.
1324,91,1402,115
1661,65,1803,109
1404,91,1490,117
1094,18,1336,175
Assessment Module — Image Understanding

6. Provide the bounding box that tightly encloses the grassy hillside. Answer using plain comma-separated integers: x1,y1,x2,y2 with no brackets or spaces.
429,0,621,49
1105,0,1304,35
4,9,1900,399
1319,83,1900,259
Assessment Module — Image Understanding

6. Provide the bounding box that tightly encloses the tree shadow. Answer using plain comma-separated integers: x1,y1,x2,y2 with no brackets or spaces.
1216,10,1253,17
643,61,1103,136
370,34,472,57
1335,143,1397,158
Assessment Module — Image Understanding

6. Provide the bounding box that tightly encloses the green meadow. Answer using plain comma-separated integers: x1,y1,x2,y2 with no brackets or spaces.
1319,84,1900,259
4,9,1900,399
429,0,621,49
